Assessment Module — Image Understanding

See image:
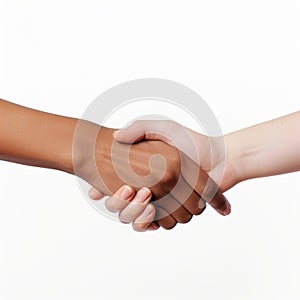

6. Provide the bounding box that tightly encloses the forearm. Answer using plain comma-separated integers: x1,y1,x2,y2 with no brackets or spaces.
0,99,76,174
226,111,300,182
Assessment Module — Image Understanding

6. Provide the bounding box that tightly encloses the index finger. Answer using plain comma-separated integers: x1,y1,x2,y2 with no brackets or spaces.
181,153,231,216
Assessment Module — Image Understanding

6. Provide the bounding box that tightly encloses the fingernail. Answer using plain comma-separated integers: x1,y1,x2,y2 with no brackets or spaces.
222,202,231,216
121,186,133,200
135,188,151,203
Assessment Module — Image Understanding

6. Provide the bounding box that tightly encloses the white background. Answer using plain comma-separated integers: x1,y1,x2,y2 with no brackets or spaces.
0,1,300,299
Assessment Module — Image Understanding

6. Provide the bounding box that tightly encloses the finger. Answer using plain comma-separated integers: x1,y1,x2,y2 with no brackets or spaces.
182,154,231,216
114,121,200,164
119,188,152,223
105,185,135,213
146,222,160,231
154,206,177,230
132,204,157,232
89,188,106,200
170,175,206,215
170,206,193,224
113,120,176,144
154,194,193,224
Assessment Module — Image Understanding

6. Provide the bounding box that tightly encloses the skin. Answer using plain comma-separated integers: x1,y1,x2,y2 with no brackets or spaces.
0,99,230,230
91,112,300,231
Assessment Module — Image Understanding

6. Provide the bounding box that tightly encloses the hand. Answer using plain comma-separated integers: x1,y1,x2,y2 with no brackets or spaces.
87,120,231,231
89,185,159,231
112,120,240,192
74,123,183,199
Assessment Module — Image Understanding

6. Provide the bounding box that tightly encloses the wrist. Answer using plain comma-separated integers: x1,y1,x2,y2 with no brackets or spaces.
224,132,245,185
224,130,260,184
72,119,101,177
72,120,114,194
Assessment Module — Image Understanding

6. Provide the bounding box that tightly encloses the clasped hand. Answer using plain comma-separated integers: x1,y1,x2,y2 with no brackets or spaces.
74,120,231,231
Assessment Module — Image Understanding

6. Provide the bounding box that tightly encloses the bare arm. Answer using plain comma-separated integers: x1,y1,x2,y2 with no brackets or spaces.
97,112,300,231
0,99,75,173
227,111,300,183
0,99,230,231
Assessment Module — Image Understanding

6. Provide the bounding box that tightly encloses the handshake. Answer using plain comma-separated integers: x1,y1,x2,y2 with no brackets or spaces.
1,99,299,232
73,119,233,232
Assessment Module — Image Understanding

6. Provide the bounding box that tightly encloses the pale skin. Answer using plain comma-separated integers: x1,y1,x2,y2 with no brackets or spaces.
0,99,230,230
90,112,300,231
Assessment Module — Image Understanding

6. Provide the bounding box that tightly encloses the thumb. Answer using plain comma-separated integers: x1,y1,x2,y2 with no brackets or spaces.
113,122,146,144
113,120,199,162
89,187,106,200
113,120,172,144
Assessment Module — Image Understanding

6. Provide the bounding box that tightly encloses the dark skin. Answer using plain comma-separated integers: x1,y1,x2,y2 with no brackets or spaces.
0,99,230,230
73,123,229,228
